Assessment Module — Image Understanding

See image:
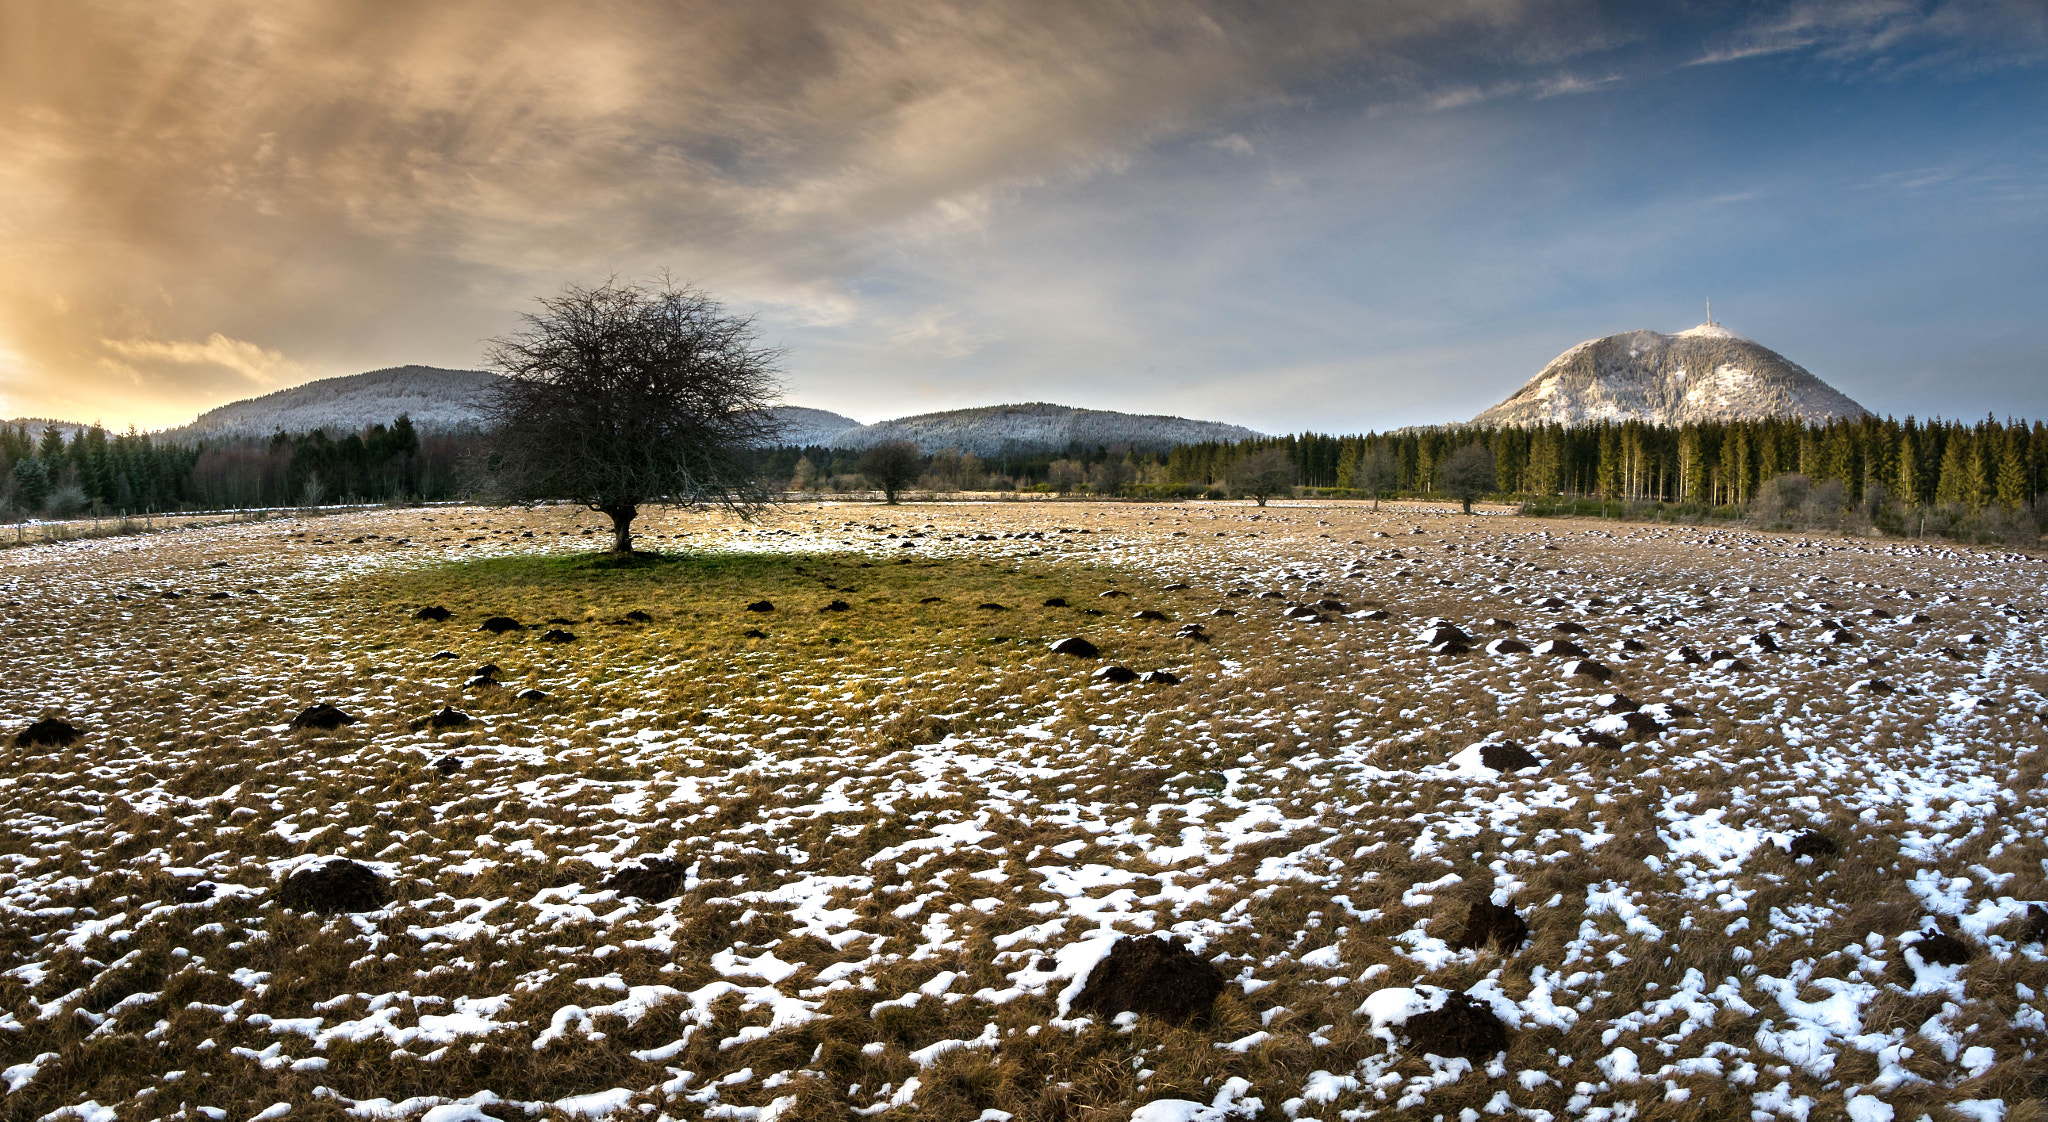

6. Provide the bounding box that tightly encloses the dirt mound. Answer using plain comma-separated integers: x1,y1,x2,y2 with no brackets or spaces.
1071,936,1224,1024
1911,932,1972,966
1042,597,1068,607
977,603,1008,611
1479,741,1540,772
478,616,525,633
821,600,851,612
516,688,550,702
1139,670,1181,685
291,704,357,731
1620,712,1664,739
1563,659,1612,682
746,601,774,612
414,606,453,622
1788,831,1838,859
1485,638,1531,655
1134,609,1169,620
1093,665,1139,684
428,707,471,730
1049,637,1099,658
1405,993,1508,1060
540,629,577,643
602,858,687,901
15,717,81,748
623,610,654,622
278,860,387,913
177,880,216,903
432,755,462,775
2014,905,2048,944
1451,902,1529,952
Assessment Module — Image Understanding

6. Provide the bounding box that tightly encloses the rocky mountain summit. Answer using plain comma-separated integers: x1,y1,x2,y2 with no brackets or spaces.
1473,323,1869,427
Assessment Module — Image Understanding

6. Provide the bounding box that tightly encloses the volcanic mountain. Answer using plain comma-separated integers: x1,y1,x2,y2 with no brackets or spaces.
1472,323,1869,427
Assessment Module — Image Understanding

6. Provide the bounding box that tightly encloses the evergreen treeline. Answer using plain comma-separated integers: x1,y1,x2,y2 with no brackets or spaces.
9,410,2042,536
763,415,2048,511
1,416,475,518
1168,415,2048,509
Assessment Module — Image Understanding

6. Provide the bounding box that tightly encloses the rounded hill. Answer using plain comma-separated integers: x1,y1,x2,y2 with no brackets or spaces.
1472,323,1869,427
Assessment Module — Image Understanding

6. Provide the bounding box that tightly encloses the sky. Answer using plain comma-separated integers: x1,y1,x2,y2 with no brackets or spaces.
2,1,2044,434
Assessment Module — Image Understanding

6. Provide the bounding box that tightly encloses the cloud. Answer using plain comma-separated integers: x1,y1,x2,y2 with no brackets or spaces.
1690,0,2048,69
101,333,305,387
0,1,2040,429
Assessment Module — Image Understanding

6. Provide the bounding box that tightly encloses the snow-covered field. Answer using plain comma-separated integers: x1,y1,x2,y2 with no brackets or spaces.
2,501,2043,1121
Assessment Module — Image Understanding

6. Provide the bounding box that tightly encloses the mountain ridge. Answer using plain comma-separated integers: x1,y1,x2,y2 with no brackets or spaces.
824,402,1263,455
58,367,1260,453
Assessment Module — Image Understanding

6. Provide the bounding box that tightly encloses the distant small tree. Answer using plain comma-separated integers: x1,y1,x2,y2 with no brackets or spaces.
1088,458,1133,496
1228,448,1294,506
1357,446,1399,511
480,278,783,553
791,455,820,492
858,441,923,504
1437,444,1496,514
1046,459,1086,492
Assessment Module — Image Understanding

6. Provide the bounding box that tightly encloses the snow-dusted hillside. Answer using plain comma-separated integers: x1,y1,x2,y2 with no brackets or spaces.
162,366,502,441
769,406,863,446
827,402,1263,454
1473,323,1869,427
150,366,860,445
1,418,91,441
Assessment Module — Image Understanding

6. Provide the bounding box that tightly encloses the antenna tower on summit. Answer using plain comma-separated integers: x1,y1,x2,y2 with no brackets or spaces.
1706,297,1715,326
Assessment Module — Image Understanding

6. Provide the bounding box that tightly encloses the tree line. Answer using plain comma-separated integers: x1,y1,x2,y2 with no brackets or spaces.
11,411,2042,525
2,416,473,519
761,415,2047,512
1166,414,2048,510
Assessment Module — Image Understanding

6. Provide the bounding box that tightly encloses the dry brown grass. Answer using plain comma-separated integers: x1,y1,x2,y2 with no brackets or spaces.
0,500,2043,1120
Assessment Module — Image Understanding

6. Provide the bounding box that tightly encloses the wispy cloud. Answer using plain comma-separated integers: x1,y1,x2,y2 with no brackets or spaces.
101,334,305,387
0,1,2041,429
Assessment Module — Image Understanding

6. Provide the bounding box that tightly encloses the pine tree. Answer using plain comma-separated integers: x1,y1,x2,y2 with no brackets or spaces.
1895,424,1921,506
1935,432,1972,506
1995,433,2028,508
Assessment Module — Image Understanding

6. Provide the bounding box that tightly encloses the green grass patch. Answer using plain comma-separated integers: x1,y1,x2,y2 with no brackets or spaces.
374,549,1134,658
356,548,1200,748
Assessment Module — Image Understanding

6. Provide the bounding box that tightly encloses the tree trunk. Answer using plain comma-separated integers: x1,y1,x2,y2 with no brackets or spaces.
604,505,637,553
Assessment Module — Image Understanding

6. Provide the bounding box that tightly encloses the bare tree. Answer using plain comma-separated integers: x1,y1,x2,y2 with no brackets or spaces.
1437,444,1497,515
858,440,923,504
1227,448,1295,506
1358,446,1399,511
479,279,783,554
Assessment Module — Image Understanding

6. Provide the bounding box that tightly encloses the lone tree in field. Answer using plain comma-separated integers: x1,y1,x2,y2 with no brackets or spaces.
1438,444,1497,515
858,440,923,504
1228,447,1295,506
1357,446,1399,511
480,279,783,553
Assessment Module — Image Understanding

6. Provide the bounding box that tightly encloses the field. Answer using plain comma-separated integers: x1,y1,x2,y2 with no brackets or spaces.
1,499,2044,1122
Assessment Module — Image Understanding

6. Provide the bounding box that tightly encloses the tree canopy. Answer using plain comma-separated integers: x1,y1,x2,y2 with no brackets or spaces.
479,279,783,552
